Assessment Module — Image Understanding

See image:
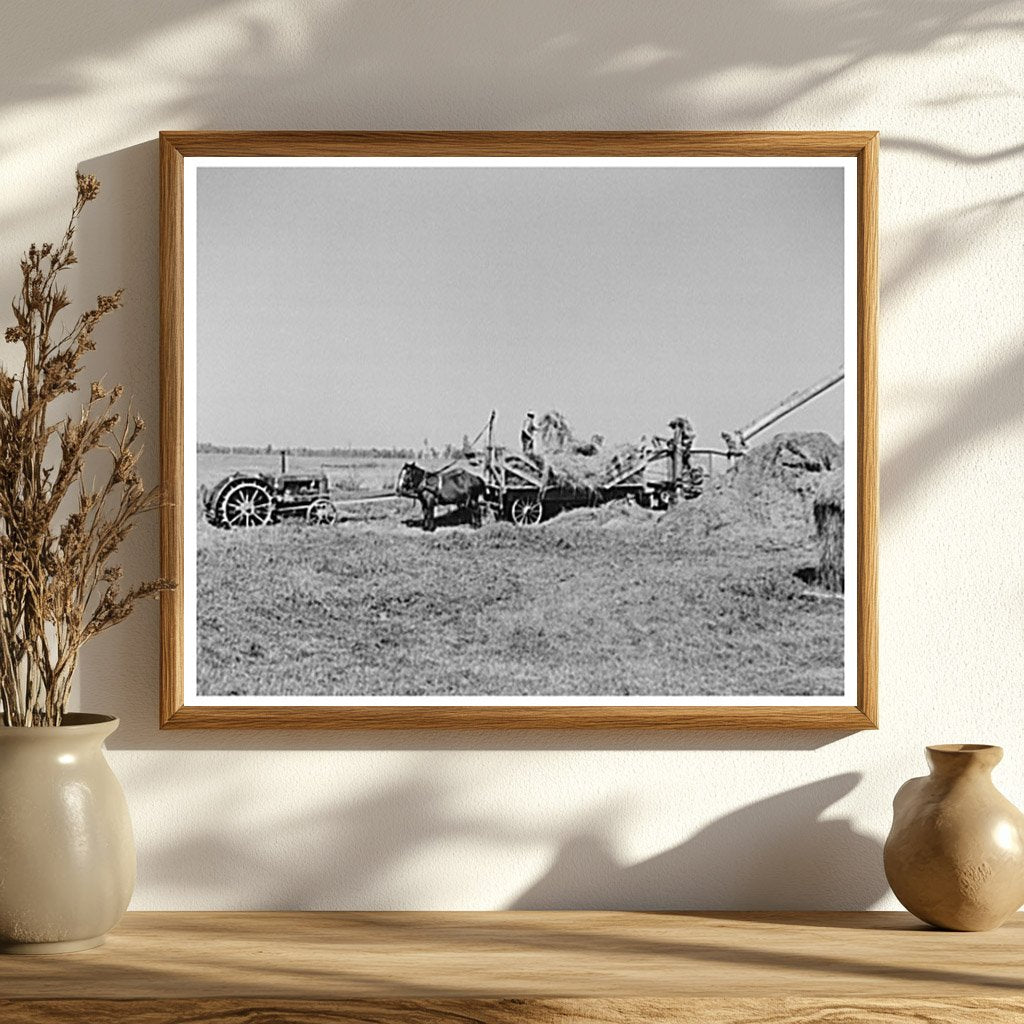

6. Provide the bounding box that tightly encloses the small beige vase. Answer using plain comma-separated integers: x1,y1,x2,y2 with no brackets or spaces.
0,713,135,953
884,744,1024,931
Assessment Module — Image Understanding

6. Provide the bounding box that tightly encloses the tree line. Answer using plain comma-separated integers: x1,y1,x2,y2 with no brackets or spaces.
197,442,418,459
198,436,481,461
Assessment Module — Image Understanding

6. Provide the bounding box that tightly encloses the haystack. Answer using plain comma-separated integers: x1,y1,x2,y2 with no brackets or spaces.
659,431,842,552
813,471,844,592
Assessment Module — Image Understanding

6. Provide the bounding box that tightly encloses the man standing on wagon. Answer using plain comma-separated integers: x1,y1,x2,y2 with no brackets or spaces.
521,411,537,455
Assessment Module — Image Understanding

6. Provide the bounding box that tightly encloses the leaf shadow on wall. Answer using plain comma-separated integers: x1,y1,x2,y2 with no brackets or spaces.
882,335,1024,514
511,773,887,910
3,0,1017,127
130,761,886,911
1,0,1019,247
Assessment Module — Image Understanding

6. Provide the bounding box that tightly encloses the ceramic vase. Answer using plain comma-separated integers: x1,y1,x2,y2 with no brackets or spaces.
884,744,1024,931
0,713,135,953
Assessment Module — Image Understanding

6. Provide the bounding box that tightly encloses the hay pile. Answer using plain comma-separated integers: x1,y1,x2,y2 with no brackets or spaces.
659,432,842,552
814,471,845,592
529,409,639,491
536,444,639,491
543,499,657,533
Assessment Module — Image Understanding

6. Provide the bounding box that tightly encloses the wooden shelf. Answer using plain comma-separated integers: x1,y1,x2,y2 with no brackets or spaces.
0,911,1021,1022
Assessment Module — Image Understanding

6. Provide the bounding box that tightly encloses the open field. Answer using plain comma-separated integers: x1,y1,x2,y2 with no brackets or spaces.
198,452,408,494
196,469,844,698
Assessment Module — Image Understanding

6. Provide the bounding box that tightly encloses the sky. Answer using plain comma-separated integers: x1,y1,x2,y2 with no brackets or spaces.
196,163,846,452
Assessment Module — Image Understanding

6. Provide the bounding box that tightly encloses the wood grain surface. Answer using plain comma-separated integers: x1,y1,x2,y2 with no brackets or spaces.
159,703,878,730
3,997,1023,1024
159,130,879,731
1,911,1021,997
159,133,185,732
0,911,1020,1022
160,129,879,158
856,133,879,731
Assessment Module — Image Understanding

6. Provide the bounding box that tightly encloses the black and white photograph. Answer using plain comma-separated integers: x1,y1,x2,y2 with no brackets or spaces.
170,143,869,720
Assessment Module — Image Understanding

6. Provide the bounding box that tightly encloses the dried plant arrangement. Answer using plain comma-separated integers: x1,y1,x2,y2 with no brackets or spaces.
0,173,171,726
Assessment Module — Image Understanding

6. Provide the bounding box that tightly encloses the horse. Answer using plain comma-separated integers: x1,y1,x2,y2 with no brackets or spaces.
396,463,486,532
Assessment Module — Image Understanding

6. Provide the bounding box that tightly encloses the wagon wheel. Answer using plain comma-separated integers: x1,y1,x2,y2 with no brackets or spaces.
306,498,337,525
218,481,274,528
509,496,543,526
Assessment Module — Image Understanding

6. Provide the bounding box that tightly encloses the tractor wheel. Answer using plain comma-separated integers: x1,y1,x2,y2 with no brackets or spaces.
306,498,337,525
218,481,274,528
509,496,543,526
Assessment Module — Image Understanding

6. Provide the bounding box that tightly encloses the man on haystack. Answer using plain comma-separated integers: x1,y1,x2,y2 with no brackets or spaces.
521,411,537,454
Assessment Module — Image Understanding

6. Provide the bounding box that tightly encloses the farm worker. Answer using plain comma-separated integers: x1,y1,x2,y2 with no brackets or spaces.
521,411,537,454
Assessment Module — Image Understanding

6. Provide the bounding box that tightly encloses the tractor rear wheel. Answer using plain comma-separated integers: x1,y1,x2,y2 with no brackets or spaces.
218,481,274,528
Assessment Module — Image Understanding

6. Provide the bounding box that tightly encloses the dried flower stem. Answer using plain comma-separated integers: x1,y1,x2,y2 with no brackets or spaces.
0,173,172,726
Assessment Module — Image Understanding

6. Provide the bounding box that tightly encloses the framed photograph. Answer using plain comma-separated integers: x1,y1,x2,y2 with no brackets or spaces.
160,131,877,729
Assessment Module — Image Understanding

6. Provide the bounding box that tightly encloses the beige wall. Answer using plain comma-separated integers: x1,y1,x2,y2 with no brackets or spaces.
2,0,1021,909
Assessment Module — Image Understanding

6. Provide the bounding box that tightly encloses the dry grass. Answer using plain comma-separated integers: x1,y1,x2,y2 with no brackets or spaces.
196,511,841,699
814,471,845,593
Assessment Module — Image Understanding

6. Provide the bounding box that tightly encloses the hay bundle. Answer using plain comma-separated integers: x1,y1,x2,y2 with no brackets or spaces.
659,432,842,554
528,409,638,491
740,431,841,491
814,471,844,592
537,411,573,451
537,444,638,491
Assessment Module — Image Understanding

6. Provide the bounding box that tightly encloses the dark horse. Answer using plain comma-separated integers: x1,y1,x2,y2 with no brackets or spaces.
396,463,486,532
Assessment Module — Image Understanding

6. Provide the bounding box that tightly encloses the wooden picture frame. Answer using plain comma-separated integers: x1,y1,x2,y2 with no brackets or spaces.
160,131,877,730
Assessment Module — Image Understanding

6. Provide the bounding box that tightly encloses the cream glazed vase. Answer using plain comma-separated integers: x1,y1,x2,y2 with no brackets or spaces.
0,713,135,953
884,744,1024,931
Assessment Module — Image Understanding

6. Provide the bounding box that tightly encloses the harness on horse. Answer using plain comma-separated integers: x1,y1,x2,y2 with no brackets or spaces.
418,472,443,499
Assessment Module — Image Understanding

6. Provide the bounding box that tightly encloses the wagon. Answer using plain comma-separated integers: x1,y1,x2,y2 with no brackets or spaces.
203,468,338,528
481,417,704,525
